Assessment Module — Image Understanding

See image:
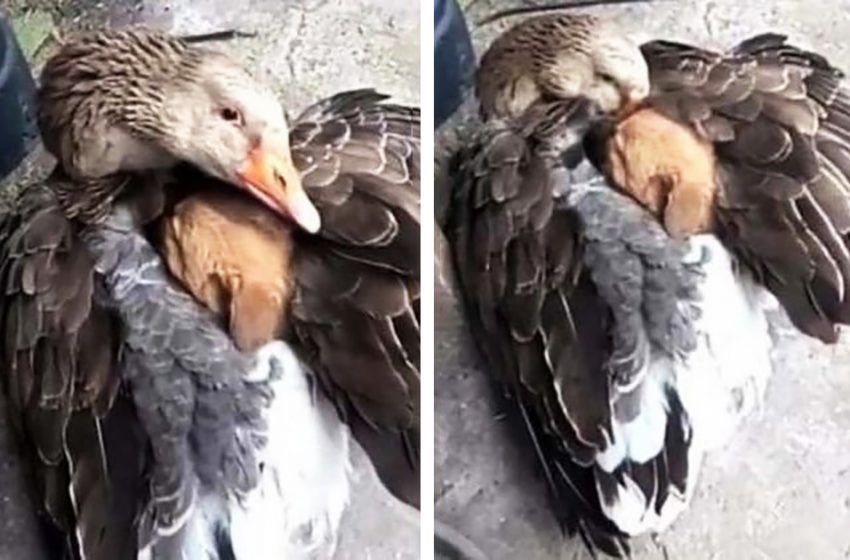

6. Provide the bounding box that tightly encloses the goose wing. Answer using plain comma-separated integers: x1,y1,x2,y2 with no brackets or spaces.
1,174,274,559
446,98,704,556
0,179,143,560
640,34,850,342
288,90,421,507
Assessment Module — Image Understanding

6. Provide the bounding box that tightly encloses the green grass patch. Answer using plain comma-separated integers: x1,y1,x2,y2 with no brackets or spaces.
9,8,55,61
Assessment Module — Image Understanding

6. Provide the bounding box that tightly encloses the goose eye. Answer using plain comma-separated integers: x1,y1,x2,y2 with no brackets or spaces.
220,107,243,125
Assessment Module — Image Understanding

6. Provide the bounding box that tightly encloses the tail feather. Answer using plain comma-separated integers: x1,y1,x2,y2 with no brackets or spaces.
592,236,773,536
64,397,147,560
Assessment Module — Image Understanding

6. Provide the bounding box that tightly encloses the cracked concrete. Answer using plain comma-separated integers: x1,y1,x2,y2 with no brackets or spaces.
0,1,419,559
436,1,850,559
135,0,419,113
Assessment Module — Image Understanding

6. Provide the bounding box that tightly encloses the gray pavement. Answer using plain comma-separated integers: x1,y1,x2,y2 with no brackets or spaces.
436,1,850,559
0,1,420,559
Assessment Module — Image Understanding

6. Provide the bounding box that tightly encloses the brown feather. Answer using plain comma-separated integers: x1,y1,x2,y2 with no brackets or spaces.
446,98,632,552
611,35,850,340
476,13,634,119
0,183,131,557
290,92,420,507
158,91,421,510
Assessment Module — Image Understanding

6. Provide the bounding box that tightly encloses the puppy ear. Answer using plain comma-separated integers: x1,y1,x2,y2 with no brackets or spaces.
229,283,285,353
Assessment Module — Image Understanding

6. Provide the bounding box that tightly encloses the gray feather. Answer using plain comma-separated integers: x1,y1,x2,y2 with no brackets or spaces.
562,180,701,393
81,203,273,551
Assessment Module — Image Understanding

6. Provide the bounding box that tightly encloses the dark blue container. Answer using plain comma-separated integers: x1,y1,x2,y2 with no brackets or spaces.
434,0,475,128
0,15,38,180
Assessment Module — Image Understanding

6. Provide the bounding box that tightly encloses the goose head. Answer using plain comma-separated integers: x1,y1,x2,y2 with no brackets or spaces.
38,30,320,232
478,14,649,119
580,16,650,112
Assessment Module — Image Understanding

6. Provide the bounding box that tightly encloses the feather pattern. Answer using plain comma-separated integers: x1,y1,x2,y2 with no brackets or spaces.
161,91,422,509
1,27,419,559
447,101,774,556
641,34,850,342
37,31,200,184
83,198,283,555
289,90,421,507
1,171,357,559
448,106,636,555
0,180,142,559
446,21,811,557
476,14,640,120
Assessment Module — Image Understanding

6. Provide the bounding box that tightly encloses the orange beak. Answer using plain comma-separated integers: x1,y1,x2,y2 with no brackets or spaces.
238,133,321,233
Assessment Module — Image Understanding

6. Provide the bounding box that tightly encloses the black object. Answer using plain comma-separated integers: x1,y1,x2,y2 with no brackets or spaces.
0,14,38,181
434,0,474,128
0,20,49,556
180,29,259,43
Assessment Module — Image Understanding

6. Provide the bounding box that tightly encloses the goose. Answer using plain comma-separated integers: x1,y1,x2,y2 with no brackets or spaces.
445,9,850,557
0,29,419,560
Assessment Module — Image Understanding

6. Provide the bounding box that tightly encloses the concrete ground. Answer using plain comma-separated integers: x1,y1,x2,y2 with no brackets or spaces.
0,1,419,559
436,1,850,559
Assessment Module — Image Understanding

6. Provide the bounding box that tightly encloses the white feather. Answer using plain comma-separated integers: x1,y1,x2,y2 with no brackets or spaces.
229,341,351,560
676,235,773,452
155,341,351,560
176,494,224,560
598,235,774,535
597,356,686,535
595,364,670,472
